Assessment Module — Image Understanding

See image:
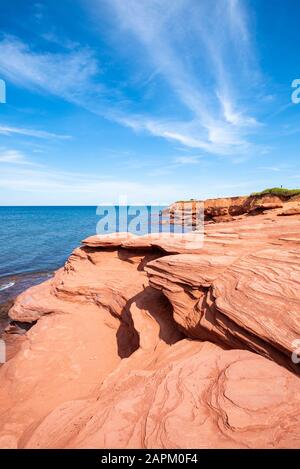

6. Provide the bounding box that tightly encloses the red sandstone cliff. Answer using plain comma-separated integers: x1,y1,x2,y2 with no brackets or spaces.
167,192,299,223
1,203,300,448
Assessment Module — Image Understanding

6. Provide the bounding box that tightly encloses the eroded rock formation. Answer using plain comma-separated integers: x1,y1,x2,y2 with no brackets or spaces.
1,207,300,449
168,193,300,223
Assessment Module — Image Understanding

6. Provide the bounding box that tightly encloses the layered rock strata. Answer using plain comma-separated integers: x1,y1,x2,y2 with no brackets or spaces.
1,209,300,448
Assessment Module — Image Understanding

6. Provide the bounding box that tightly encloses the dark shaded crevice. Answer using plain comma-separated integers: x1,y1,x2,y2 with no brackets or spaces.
131,286,184,345
0,303,37,363
116,307,140,359
117,247,168,271
0,299,14,335
115,284,184,359
7,320,37,334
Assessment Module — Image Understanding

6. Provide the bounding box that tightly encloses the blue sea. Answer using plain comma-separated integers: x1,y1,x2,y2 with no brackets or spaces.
0,205,167,304
0,206,100,303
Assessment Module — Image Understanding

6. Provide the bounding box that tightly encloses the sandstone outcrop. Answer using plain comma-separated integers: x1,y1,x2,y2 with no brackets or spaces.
278,207,300,216
168,193,295,223
145,214,300,370
23,341,300,449
1,207,300,449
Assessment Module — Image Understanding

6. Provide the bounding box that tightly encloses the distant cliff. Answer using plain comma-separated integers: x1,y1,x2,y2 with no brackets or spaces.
168,191,300,223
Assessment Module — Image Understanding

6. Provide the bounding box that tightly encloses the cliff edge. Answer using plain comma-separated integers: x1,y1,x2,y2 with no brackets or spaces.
0,204,300,448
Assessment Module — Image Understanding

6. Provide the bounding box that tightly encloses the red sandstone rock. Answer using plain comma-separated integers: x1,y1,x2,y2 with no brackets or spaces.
23,341,300,449
169,194,289,223
84,232,205,254
249,202,283,212
212,215,234,222
1,210,300,448
0,242,180,447
146,214,300,371
278,207,300,216
82,232,136,247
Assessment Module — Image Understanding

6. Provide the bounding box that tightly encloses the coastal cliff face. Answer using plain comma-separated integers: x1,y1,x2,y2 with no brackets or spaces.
168,193,298,223
1,203,300,448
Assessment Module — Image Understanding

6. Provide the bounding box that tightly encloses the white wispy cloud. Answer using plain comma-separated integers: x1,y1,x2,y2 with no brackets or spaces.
104,0,262,155
173,155,202,165
114,113,248,155
259,166,281,172
0,165,183,205
0,124,71,140
0,35,101,104
0,149,30,164
0,1,263,158
146,154,204,176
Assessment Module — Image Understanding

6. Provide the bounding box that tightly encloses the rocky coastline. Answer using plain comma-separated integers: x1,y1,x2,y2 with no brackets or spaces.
1,195,300,448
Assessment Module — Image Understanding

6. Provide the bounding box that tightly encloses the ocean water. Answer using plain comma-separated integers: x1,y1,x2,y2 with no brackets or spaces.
0,205,166,303
0,206,100,302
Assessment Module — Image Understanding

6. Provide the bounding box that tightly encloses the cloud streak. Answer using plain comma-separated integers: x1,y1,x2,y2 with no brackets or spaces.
0,124,71,140
105,0,261,155
0,35,101,104
0,149,30,165
0,1,263,157
0,165,183,205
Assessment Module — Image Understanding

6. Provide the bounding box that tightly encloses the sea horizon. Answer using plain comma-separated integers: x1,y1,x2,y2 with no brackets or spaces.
0,205,170,299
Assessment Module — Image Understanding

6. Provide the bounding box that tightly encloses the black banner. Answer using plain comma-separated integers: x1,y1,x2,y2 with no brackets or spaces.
0,449,298,466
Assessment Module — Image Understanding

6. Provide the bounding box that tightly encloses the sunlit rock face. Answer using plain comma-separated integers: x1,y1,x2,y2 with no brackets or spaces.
1,207,300,449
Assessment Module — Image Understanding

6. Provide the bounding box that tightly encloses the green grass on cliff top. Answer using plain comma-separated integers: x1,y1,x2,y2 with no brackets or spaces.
250,187,300,197
175,188,300,203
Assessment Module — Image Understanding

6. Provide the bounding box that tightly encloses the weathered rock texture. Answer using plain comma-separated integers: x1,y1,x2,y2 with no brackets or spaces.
168,193,299,223
1,207,300,449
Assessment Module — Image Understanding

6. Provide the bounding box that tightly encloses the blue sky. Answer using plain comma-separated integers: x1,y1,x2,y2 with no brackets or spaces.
0,0,300,205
